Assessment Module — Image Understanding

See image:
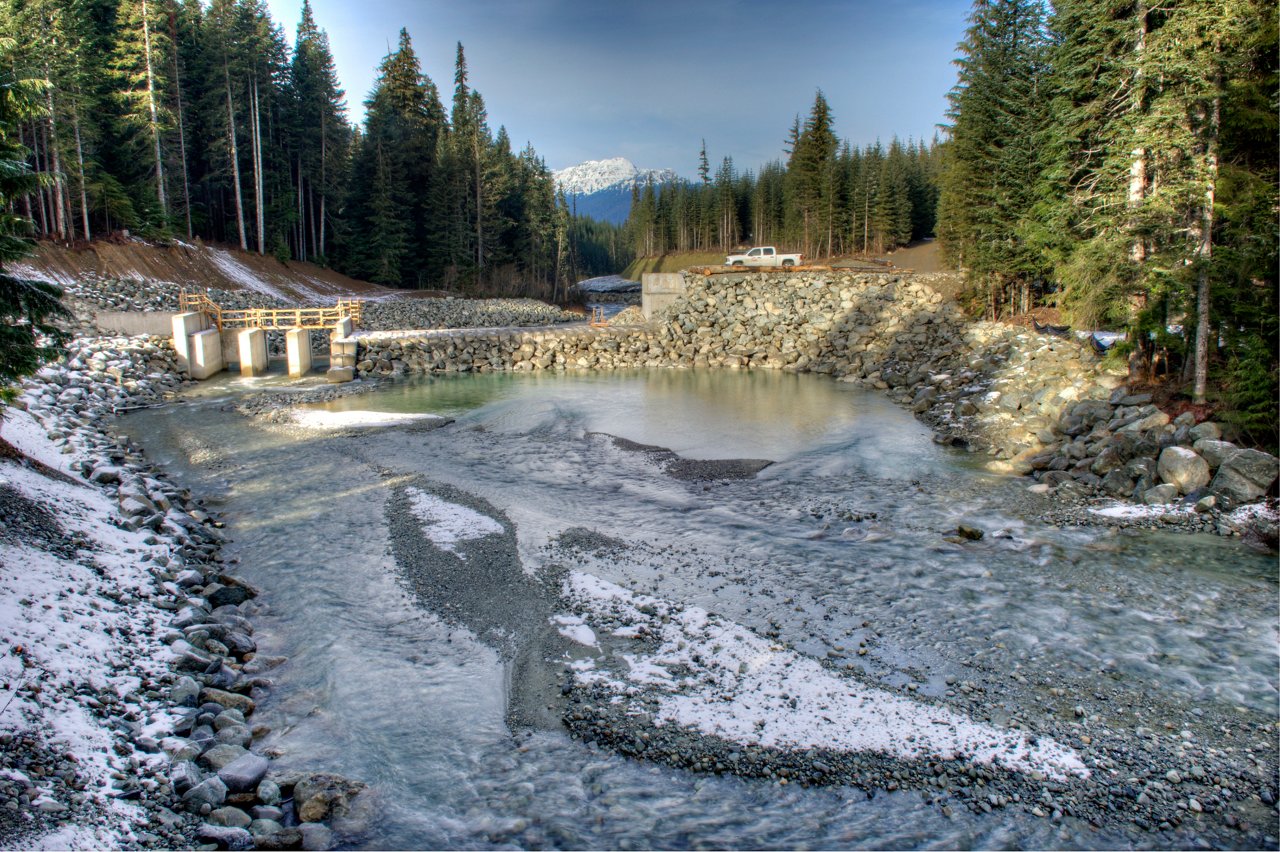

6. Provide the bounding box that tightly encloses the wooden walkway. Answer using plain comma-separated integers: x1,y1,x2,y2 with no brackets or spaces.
179,292,364,331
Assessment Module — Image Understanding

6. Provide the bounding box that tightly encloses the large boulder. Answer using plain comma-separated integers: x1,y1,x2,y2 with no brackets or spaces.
1157,447,1211,495
1193,438,1239,469
1188,421,1223,442
1211,449,1280,504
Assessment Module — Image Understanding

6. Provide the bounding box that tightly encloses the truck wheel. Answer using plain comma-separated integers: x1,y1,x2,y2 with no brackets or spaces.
781,259,795,267
731,261,743,266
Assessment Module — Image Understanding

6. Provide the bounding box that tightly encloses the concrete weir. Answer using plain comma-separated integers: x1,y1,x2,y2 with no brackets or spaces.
170,312,356,382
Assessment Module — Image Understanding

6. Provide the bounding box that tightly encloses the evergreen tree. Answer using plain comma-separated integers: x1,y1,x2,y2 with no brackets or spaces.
0,37,68,404
937,0,1050,317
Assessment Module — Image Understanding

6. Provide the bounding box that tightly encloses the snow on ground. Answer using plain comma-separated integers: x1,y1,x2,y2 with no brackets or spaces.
1089,502,1193,520
562,571,1089,782
0,408,179,846
206,248,292,302
290,408,444,430
8,264,79,289
404,487,504,559
550,614,598,648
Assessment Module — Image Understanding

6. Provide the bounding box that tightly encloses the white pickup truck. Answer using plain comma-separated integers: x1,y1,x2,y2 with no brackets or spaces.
725,246,802,267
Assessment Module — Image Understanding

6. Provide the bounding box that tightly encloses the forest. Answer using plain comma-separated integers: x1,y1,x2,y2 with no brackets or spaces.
0,0,593,299
622,103,942,262
940,0,1276,441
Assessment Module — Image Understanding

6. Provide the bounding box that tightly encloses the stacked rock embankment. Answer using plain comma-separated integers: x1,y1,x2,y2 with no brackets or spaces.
13,337,366,848
355,270,1278,519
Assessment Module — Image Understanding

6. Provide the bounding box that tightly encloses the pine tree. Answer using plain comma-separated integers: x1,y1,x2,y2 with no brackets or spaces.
111,0,173,230
938,0,1050,316
0,37,68,403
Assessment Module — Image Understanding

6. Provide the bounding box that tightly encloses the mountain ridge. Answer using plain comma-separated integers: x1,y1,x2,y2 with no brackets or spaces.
553,157,679,224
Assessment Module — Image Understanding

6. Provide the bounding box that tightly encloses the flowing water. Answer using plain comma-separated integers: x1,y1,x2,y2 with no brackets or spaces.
118,369,1278,850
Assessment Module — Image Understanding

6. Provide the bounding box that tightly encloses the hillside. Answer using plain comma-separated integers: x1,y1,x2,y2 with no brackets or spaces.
14,239,400,304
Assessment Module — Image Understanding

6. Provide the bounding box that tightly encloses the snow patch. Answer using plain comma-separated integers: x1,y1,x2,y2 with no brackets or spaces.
290,409,444,430
564,571,1089,781
1090,502,1192,520
206,248,291,301
404,487,504,559
551,614,598,648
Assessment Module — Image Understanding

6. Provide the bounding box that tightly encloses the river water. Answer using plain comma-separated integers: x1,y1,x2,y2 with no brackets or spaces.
117,369,1277,849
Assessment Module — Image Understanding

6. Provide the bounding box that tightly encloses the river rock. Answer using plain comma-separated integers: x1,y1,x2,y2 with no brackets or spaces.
170,759,204,795
1188,421,1222,441
256,778,282,806
1193,439,1239,469
196,823,255,851
207,805,252,828
1211,449,1279,503
292,772,366,823
200,687,256,715
217,752,270,793
201,743,249,772
182,776,227,810
1120,410,1170,433
1157,447,1210,495
171,676,201,706
1143,484,1179,505
299,822,334,851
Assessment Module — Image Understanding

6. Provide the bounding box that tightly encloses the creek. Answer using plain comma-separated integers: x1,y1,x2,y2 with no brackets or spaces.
117,368,1277,849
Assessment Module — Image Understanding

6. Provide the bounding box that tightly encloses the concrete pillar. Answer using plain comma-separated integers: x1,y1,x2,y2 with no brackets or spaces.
171,312,210,373
332,316,354,341
286,327,312,378
189,329,225,380
641,272,688,320
326,336,357,383
238,328,268,377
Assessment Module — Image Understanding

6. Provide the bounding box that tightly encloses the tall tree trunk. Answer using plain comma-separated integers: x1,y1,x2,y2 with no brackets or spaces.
319,110,327,259
44,87,67,240
473,134,483,272
141,0,168,220
224,60,247,251
1128,2,1148,264
296,156,305,262
1193,78,1221,405
168,22,193,240
251,77,265,254
71,99,90,241
33,121,49,235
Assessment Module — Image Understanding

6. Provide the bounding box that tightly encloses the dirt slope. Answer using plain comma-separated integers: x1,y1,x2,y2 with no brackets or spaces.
13,238,399,304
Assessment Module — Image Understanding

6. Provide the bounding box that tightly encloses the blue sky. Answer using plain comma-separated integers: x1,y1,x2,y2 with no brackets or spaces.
264,0,973,178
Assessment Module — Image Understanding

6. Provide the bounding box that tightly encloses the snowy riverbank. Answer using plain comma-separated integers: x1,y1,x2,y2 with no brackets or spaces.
0,336,364,849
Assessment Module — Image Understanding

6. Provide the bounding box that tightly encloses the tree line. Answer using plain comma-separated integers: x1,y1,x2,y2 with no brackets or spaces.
624,94,942,261
0,0,591,299
938,0,1276,441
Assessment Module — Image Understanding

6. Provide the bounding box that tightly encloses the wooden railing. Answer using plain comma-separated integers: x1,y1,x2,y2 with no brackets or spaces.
179,292,363,331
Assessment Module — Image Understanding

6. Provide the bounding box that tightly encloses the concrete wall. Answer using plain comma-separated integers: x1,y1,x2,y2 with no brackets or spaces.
189,329,224,380
96,310,178,337
641,273,687,321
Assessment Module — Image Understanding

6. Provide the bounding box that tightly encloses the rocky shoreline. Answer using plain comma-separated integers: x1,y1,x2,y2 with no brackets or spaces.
2,335,366,850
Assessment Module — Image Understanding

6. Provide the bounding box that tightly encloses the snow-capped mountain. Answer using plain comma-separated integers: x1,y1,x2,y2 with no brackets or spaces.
554,157,678,224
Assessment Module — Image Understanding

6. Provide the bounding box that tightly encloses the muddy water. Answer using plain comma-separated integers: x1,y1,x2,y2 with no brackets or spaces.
119,369,1277,849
